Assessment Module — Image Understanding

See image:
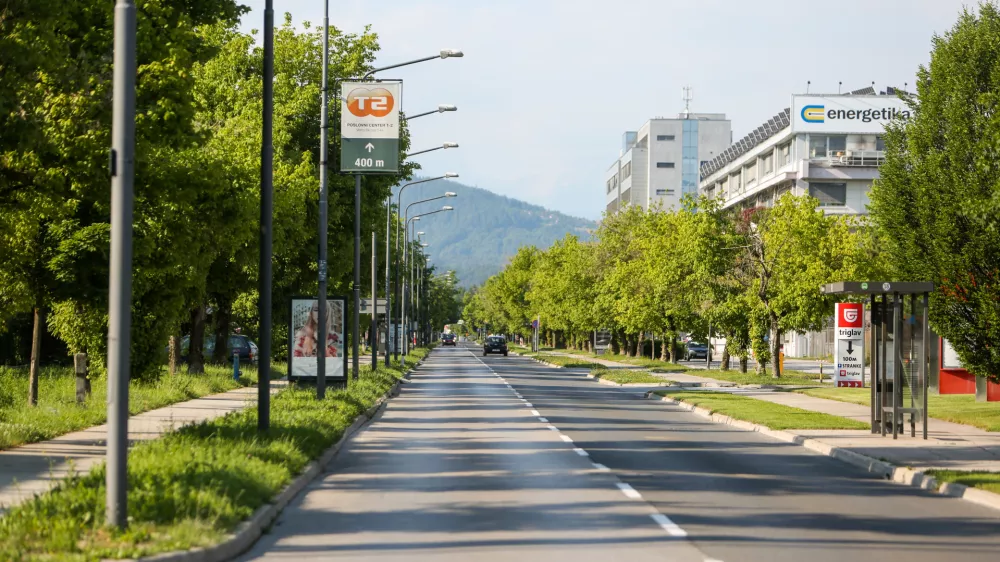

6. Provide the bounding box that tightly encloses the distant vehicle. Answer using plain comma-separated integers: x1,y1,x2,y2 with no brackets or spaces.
173,334,258,364
483,336,508,356
442,333,457,346
684,342,708,361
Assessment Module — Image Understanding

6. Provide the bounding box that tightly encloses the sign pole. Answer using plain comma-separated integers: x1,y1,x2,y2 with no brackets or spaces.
353,173,361,382
372,231,377,369
106,0,136,529
384,195,391,367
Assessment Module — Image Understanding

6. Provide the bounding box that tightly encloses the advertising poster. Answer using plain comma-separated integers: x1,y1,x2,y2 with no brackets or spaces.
834,302,865,387
289,297,347,381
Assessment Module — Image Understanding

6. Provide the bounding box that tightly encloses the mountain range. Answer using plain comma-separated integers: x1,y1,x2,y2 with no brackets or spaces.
396,178,597,286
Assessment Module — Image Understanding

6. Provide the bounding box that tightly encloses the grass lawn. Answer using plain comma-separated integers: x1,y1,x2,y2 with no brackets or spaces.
792,387,1000,432
529,353,605,369
925,470,1000,494
590,368,668,385
0,347,430,561
694,369,818,386
653,390,870,430
0,362,284,451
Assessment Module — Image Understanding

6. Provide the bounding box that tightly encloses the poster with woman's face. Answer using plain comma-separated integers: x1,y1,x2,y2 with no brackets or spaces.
289,297,346,380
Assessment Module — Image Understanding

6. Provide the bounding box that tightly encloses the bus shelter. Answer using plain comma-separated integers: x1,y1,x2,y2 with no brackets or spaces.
820,282,933,439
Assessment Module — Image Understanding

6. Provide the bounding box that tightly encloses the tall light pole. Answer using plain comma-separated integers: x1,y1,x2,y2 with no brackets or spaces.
258,0,274,429
402,207,452,354
316,0,330,399
392,174,457,361
106,0,136,530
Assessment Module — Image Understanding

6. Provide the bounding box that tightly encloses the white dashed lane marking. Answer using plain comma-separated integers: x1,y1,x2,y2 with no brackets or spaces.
651,513,688,537
573,447,589,457
616,482,642,499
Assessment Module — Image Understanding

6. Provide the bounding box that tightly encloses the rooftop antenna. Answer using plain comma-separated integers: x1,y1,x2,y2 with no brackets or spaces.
682,85,693,117
838,81,842,94
806,80,811,94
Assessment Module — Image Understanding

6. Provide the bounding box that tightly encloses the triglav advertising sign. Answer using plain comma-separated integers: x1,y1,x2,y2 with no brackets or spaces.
834,302,865,388
340,81,401,173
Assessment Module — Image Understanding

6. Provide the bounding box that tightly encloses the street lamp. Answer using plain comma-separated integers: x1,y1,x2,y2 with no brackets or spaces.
406,105,458,120
363,50,464,79
405,143,459,158
402,207,454,354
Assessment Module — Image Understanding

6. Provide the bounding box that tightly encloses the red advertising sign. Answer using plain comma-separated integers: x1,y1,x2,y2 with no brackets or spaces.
837,302,863,328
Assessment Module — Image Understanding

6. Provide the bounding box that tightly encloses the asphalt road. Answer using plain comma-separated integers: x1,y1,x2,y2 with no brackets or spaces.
241,344,1000,562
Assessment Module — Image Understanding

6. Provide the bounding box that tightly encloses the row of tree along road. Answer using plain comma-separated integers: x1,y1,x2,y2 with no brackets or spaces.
464,5,1000,382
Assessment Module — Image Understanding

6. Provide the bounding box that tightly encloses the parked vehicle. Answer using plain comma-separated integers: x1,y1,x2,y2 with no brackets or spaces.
684,342,708,361
442,333,457,346
483,336,508,356
172,334,258,364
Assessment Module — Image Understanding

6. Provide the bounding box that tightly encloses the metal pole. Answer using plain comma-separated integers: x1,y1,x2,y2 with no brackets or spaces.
922,292,929,440
353,173,362,381
106,0,136,529
316,0,330,399
401,221,408,358
395,195,403,362
258,0,274,432
384,195,391,366
372,231,377,369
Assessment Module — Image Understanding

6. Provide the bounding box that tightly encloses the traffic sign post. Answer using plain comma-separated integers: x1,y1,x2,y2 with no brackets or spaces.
359,298,387,315
340,82,401,174
834,302,865,388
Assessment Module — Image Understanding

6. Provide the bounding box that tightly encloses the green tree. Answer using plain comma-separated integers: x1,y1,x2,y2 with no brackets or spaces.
870,2,1000,383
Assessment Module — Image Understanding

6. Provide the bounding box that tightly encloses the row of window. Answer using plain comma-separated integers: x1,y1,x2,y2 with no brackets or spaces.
809,135,885,158
656,134,675,141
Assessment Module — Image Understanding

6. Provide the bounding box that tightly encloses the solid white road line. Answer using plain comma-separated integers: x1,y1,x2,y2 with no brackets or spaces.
616,482,642,499
650,513,688,537
573,447,589,457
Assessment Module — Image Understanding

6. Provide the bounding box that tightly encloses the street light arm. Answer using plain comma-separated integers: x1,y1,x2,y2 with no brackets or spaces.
363,50,462,79
405,105,458,121
404,146,444,158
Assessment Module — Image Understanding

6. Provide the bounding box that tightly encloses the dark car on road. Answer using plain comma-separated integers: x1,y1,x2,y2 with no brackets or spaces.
483,336,508,356
684,342,709,361
442,333,457,346
176,334,258,364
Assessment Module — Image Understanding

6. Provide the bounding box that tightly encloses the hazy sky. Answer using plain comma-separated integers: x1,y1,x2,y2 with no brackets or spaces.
237,0,971,220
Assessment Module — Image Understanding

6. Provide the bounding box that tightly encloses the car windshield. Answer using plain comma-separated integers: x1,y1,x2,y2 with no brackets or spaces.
487,337,504,344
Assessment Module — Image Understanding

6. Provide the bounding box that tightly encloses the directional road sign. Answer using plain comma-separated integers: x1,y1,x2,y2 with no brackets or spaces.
834,302,865,388
340,81,401,173
359,298,387,315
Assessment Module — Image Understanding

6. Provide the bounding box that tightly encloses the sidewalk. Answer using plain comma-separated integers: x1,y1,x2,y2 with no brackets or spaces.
543,350,1000,472
541,351,745,386
0,383,285,513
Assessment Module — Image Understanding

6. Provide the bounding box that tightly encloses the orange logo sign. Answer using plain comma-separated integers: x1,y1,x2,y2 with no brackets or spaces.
346,87,395,118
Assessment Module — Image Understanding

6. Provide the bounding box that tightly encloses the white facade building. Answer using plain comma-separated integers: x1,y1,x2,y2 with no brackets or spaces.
606,113,731,215
699,85,912,358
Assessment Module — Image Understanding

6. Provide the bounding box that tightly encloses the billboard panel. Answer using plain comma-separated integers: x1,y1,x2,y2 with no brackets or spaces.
792,95,911,134
340,81,401,173
288,297,347,381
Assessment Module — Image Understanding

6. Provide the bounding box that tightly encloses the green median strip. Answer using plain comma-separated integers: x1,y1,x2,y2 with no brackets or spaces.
531,353,603,369
925,470,1000,495
0,363,284,451
792,387,1000,432
590,368,668,385
652,390,870,430
0,348,430,561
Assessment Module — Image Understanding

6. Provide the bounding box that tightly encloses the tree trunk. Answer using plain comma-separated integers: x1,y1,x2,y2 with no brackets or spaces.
211,301,232,365
670,336,678,364
188,304,207,374
28,306,44,407
739,355,748,373
637,332,645,359
660,334,669,361
610,331,621,355
721,346,731,371
624,335,633,357
771,320,783,379
169,335,180,375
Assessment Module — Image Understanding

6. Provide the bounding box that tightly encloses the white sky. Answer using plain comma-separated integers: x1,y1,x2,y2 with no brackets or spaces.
237,0,971,219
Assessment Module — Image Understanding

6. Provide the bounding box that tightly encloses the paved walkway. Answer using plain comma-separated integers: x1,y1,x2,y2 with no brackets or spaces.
540,351,1000,472
0,383,284,513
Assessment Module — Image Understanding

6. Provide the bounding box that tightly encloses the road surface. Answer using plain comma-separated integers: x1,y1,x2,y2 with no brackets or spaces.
241,344,1000,561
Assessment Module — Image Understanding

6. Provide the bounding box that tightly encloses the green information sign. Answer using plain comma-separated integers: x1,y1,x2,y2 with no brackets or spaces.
340,81,401,174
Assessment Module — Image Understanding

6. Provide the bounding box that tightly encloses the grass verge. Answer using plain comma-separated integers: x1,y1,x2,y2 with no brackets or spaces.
0,363,284,451
0,347,429,560
791,387,1000,432
590,368,668,385
925,470,1000,495
528,353,604,369
652,390,870,430
687,369,819,386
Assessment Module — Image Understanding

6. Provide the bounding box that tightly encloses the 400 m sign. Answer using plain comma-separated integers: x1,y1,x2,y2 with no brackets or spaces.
341,81,401,173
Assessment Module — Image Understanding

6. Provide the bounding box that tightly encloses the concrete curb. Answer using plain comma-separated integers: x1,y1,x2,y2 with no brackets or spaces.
585,374,674,388
134,357,426,562
645,392,1000,513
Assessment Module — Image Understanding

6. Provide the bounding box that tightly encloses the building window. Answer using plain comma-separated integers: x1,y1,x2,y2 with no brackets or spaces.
876,136,886,151
778,143,791,167
760,152,773,176
681,120,699,195
655,189,675,196
828,135,847,157
656,134,675,141
809,135,827,158
657,162,675,168
623,161,632,179
744,161,756,186
809,182,847,206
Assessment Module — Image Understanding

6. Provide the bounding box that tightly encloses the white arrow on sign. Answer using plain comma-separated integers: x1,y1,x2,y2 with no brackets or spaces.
365,142,375,153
